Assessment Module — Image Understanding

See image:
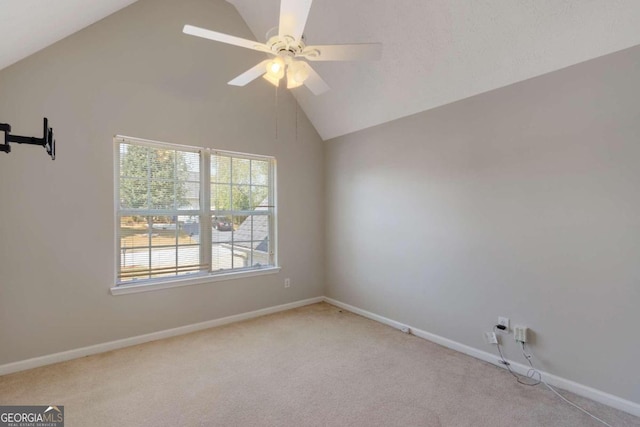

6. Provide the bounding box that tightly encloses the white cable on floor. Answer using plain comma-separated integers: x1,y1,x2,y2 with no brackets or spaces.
541,381,613,427
521,343,614,427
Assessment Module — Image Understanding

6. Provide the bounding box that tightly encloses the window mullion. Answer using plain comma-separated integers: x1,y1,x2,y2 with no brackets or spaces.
201,151,212,273
270,161,276,266
174,150,178,274
147,150,153,280
146,149,152,255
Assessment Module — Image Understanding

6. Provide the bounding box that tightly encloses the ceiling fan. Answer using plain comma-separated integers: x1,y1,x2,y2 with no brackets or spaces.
183,0,382,95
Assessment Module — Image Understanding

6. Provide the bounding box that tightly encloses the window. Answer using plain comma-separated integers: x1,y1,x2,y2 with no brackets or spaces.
115,136,276,289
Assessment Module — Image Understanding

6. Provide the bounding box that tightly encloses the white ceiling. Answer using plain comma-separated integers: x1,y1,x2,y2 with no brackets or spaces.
2,1,640,140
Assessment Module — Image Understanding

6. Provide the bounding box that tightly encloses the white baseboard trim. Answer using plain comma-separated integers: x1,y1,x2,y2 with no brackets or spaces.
323,297,640,418
3,295,638,418
0,296,324,377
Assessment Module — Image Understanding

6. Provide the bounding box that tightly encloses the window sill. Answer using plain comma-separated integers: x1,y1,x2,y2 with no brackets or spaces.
110,267,281,296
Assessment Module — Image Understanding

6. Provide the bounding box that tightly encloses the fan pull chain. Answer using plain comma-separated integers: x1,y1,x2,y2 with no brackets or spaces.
274,85,279,140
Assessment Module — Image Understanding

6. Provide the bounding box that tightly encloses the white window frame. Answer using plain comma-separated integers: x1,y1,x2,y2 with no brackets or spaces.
111,135,279,295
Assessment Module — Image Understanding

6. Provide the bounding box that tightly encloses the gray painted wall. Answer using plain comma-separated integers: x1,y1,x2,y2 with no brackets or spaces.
325,45,640,403
0,0,324,364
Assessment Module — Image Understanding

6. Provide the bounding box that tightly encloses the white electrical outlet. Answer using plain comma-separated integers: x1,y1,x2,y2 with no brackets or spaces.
284,278,291,288
514,325,528,343
498,316,510,330
484,332,498,344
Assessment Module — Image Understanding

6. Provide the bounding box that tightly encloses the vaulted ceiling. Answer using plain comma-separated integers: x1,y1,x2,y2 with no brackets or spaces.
229,0,640,140
0,0,137,71
2,0,640,140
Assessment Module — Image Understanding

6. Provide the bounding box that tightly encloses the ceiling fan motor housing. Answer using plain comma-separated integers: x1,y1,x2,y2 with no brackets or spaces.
268,35,304,57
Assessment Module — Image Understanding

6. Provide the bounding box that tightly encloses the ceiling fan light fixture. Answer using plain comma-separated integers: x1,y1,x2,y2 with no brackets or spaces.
286,61,309,89
270,61,282,74
265,57,285,79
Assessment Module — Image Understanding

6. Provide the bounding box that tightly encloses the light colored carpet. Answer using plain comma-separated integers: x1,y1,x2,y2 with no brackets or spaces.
0,302,638,426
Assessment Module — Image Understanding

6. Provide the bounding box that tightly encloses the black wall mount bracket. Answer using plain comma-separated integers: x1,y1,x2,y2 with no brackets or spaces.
0,118,56,160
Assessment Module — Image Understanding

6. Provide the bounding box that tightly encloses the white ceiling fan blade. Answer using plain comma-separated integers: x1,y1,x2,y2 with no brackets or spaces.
279,0,313,41
303,43,382,61
183,25,269,53
228,60,271,86
303,64,329,95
